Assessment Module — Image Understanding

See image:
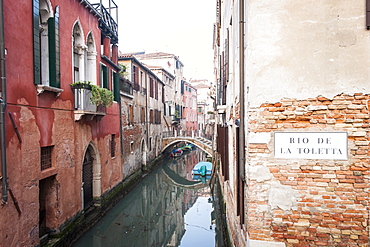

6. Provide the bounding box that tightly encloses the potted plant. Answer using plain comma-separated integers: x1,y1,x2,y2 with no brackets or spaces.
90,85,114,107
71,81,114,108
70,81,92,90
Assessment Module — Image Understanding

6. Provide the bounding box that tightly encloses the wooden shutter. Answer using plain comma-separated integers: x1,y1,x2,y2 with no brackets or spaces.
155,81,158,100
150,110,154,123
150,78,154,98
129,105,133,124
33,0,41,84
367,0,370,29
236,127,245,225
141,107,145,123
217,125,229,180
162,85,165,103
48,6,60,88
101,65,108,88
113,72,120,102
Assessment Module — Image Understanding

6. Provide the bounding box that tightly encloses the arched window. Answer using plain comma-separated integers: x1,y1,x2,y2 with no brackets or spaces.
72,22,84,83
86,32,97,85
33,0,60,88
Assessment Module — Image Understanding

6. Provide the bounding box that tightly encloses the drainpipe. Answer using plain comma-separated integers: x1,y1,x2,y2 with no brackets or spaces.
239,0,245,180
145,67,149,165
0,0,8,204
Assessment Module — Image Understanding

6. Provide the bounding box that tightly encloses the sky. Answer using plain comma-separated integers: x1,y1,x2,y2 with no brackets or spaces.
118,0,215,81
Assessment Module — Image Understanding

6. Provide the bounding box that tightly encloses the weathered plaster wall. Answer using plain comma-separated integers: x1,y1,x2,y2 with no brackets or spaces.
247,0,370,106
0,0,123,246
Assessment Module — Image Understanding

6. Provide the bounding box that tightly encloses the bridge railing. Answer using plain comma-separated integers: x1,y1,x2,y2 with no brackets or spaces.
162,130,213,142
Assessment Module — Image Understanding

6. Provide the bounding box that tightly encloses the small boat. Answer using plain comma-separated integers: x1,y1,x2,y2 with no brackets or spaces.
180,144,193,151
192,161,212,176
170,148,183,157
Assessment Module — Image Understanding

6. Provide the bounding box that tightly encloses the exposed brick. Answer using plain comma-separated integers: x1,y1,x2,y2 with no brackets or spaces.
249,94,370,246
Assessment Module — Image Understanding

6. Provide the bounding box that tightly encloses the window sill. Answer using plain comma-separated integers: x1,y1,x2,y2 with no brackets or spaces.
74,110,106,121
40,167,58,180
120,91,134,99
36,85,64,97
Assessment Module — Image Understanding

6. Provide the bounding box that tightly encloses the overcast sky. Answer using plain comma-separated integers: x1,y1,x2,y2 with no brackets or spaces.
118,0,215,81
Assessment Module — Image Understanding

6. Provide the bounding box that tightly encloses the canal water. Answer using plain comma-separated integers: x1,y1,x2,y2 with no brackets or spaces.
72,147,223,247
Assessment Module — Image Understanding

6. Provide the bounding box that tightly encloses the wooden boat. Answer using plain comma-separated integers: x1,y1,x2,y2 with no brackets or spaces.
180,145,192,151
170,148,183,157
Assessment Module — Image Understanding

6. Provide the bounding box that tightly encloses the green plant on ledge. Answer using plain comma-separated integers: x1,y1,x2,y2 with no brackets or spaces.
90,85,113,107
71,81,113,107
70,81,92,89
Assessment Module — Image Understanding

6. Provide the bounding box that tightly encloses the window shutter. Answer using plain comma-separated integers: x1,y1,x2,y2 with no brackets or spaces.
101,65,108,88
150,78,154,98
367,0,370,29
162,86,165,103
48,6,60,88
113,72,120,102
33,0,41,85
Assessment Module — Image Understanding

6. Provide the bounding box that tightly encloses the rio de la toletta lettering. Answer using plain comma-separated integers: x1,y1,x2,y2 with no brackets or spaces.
274,132,348,160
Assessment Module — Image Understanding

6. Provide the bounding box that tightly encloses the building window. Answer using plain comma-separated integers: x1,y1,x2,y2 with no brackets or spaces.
141,107,145,124
101,64,109,89
110,134,116,158
129,105,134,125
41,146,53,170
150,77,154,98
132,65,139,91
150,109,154,123
113,72,120,102
155,81,158,100
86,32,97,85
162,86,165,103
120,77,133,95
33,0,60,88
140,71,144,89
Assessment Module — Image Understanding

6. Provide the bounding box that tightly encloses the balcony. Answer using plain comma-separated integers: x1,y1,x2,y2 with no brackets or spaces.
72,86,106,121
120,77,133,98
91,0,119,44
172,116,180,125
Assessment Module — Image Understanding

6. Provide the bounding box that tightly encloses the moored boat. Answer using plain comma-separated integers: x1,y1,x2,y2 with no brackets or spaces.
170,148,183,157
192,161,212,176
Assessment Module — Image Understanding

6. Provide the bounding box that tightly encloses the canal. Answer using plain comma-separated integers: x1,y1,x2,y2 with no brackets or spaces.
72,146,227,247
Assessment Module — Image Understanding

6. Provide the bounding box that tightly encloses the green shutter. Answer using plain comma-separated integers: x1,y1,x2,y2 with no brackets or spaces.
33,0,41,84
113,72,120,102
48,6,60,88
102,65,108,89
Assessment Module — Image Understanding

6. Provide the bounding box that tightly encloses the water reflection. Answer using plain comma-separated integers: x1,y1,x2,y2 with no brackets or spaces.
73,149,215,247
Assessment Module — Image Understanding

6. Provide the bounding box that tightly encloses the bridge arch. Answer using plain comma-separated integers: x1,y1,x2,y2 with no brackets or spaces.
161,137,213,157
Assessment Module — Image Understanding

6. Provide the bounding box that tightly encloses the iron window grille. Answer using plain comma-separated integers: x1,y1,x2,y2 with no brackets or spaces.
41,146,53,170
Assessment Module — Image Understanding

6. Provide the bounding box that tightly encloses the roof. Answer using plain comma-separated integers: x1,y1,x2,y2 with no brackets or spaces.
135,52,184,67
135,52,175,59
144,65,175,79
118,56,165,85
194,83,210,89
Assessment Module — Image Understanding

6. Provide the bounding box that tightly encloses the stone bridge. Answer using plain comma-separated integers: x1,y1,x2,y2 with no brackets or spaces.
162,135,213,157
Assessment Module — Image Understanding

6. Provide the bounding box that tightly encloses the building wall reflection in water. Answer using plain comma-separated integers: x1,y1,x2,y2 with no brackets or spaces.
73,148,215,247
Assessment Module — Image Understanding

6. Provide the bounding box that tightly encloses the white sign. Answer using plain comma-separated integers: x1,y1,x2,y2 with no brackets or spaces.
274,132,348,160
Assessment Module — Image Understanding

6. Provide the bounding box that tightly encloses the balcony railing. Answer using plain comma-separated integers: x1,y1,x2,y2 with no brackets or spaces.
120,78,133,96
72,87,106,121
91,0,118,44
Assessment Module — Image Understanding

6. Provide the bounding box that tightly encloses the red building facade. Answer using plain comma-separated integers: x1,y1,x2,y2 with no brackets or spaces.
182,81,198,135
0,0,122,246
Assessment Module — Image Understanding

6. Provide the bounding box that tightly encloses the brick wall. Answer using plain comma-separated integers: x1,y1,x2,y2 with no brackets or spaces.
247,94,369,246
